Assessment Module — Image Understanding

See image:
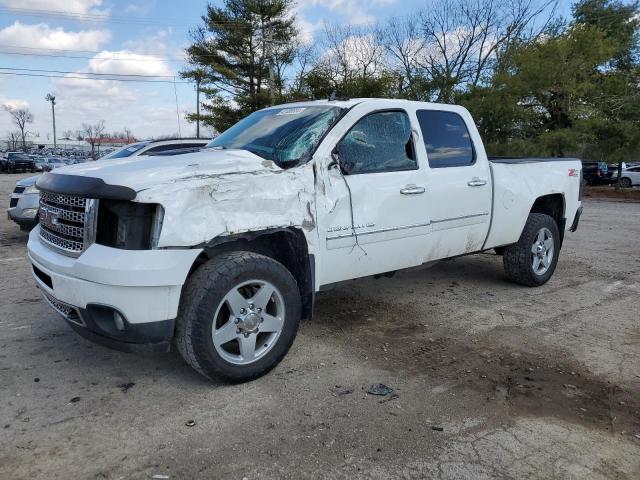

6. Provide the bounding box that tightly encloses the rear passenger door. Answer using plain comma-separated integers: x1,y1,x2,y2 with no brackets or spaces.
415,109,492,259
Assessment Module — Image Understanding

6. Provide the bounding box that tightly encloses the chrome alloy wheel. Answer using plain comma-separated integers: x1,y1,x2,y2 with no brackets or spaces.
212,280,285,365
531,227,554,276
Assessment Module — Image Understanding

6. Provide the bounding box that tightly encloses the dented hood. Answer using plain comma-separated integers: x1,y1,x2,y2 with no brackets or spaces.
53,148,281,192
46,147,316,248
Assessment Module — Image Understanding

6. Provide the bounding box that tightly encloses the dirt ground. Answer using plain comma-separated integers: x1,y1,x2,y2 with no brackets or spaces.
583,185,640,202
1,172,639,480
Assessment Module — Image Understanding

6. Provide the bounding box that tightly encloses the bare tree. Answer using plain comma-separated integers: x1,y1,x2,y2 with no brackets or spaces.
379,16,429,99
123,127,134,142
62,129,75,140
82,120,106,160
3,106,34,151
387,0,558,102
322,24,387,85
290,42,319,98
6,131,20,151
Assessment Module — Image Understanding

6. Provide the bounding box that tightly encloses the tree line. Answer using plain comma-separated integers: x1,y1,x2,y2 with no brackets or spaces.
182,0,640,167
3,107,136,159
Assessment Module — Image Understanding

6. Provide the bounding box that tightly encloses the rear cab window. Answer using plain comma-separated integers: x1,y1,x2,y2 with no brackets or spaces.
416,110,475,168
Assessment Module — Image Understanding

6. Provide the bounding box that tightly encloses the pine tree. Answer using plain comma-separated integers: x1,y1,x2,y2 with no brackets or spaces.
182,0,298,133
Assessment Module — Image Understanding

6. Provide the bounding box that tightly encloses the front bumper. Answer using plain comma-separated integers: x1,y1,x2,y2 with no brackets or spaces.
8,193,39,227
28,226,202,352
7,162,34,171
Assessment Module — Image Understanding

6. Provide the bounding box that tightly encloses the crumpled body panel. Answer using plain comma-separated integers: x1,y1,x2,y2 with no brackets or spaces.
54,148,317,248
135,160,316,248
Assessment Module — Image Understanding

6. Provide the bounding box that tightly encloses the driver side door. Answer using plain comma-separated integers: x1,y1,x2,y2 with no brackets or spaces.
315,108,432,286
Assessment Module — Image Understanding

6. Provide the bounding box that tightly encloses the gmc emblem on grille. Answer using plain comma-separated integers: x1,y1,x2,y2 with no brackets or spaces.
40,205,60,227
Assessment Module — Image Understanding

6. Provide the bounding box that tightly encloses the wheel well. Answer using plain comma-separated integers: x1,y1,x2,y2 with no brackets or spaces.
188,228,314,319
530,193,565,245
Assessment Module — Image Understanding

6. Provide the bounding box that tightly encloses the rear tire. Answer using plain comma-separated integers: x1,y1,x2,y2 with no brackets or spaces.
503,213,560,287
175,251,301,382
620,177,632,188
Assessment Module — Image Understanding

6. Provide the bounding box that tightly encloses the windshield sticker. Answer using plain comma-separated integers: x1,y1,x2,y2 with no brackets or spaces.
276,107,306,115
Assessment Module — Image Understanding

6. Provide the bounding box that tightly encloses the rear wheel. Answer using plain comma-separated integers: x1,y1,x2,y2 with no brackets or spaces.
176,251,301,382
620,177,632,188
503,213,560,287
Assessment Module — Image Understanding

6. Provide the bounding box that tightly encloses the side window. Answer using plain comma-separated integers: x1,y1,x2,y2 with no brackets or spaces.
139,144,190,155
416,110,474,168
336,111,417,174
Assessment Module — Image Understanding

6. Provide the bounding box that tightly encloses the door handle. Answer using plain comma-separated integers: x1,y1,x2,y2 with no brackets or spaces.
467,178,487,187
400,184,426,195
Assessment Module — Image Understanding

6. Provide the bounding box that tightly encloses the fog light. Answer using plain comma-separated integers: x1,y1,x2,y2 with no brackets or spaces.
113,311,125,331
22,208,38,216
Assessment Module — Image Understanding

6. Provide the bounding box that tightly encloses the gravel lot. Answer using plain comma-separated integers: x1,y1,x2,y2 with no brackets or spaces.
1,172,639,479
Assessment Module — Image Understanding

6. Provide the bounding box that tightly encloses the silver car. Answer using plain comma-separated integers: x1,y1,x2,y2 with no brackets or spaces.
7,175,39,230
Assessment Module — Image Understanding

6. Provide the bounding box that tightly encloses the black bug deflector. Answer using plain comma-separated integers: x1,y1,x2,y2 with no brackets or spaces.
36,173,136,201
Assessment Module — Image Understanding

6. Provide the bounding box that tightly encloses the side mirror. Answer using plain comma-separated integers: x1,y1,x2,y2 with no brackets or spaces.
329,148,354,175
328,149,340,170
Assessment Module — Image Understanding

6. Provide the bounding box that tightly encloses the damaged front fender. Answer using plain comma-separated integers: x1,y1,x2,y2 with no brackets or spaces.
134,161,317,249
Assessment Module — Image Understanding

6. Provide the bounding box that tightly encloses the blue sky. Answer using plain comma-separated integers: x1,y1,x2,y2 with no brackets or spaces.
0,0,574,141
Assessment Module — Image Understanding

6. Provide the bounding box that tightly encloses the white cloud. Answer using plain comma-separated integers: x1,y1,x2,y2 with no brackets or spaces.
296,16,323,45
0,0,106,15
0,96,29,110
0,22,110,50
297,0,396,25
124,2,156,16
46,49,184,138
87,51,173,77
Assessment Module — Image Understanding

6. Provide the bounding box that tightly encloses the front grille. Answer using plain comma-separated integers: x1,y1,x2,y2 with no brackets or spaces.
13,185,25,194
9,198,18,208
42,290,84,326
38,191,97,257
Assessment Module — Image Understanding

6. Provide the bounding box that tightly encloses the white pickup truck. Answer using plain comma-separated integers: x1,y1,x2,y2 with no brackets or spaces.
27,99,583,382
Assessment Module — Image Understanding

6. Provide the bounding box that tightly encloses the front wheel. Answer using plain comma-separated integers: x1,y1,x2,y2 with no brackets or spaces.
175,251,301,382
503,213,560,287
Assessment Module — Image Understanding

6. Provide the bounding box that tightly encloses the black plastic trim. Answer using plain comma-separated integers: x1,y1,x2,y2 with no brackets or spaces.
570,206,583,232
65,320,172,353
69,305,175,353
36,173,136,200
489,157,581,164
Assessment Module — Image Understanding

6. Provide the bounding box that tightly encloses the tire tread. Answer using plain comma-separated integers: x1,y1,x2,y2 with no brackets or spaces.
503,213,560,287
175,251,300,382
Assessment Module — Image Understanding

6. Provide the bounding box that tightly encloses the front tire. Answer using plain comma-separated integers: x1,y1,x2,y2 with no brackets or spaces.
175,251,301,382
503,213,560,287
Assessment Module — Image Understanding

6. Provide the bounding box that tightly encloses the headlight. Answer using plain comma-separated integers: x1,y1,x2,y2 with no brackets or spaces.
24,185,39,195
96,200,163,250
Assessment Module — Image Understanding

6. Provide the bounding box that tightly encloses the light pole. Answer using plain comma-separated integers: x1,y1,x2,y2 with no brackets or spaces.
45,93,56,148
196,76,201,139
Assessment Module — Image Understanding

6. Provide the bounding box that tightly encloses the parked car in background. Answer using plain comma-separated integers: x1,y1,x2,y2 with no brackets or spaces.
581,161,613,185
42,158,69,172
7,175,39,230
33,157,49,172
2,152,36,173
619,165,640,187
99,138,209,160
7,140,209,231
